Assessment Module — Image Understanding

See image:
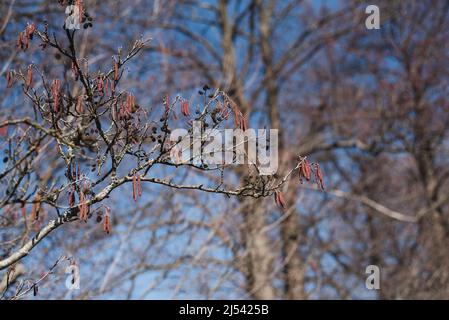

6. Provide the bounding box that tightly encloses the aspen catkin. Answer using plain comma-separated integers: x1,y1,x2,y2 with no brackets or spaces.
26,65,33,91
31,194,41,221
103,208,111,234
274,190,286,209
76,96,84,114
113,59,119,81
315,163,325,190
132,173,137,202
301,159,311,181
137,174,142,197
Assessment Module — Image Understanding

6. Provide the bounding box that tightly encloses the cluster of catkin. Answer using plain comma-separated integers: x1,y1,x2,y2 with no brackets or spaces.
298,159,325,190
51,79,61,112
274,159,325,210
17,23,36,51
117,93,136,120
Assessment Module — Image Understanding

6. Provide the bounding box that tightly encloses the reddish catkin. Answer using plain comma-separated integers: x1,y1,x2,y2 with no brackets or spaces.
113,59,119,81
51,79,61,112
103,209,111,234
76,96,84,114
72,162,77,180
298,162,305,182
6,71,14,88
304,160,312,181
300,159,311,181
126,93,135,113
181,100,190,117
239,115,247,131
314,163,325,190
26,23,36,39
180,100,185,116
220,102,230,119
17,31,29,50
112,104,117,122
232,107,240,127
121,103,130,119
71,61,79,78
298,163,303,182
185,100,190,116
118,104,125,120
78,191,88,222
104,79,110,96
31,195,41,221
137,174,142,197
85,203,89,221
274,190,286,209
76,0,84,23
278,191,286,209
24,33,30,50
97,76,104,95
132,174,137,202
0,126,7,137
25,65,33,91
